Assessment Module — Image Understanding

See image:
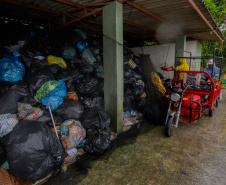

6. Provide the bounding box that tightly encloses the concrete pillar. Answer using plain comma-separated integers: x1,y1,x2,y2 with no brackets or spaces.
174,35,186,74
175,34,186,58
195,41,202,71
103,2,123,133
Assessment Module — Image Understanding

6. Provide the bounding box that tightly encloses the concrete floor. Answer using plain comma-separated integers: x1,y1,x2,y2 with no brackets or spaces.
72,89,226,185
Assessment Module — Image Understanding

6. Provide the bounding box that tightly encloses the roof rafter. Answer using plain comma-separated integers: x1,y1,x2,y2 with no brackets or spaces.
123,0,203,41
65,0,111,14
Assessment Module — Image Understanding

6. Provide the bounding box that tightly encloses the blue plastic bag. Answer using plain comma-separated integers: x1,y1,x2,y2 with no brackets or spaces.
0,55,25,82
41,80,67,111
77,41,88,52
48,80,67,97
41,96,64,112
12,51,21,57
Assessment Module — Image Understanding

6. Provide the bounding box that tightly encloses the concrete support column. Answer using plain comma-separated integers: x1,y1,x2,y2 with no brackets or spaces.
103,2,123,133
195,41,202,71
175,34,187,58
174,35,187,75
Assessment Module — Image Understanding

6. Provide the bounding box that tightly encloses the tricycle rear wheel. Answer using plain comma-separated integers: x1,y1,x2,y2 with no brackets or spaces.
166,115,176,137
209,102,218,117
209,109,214,117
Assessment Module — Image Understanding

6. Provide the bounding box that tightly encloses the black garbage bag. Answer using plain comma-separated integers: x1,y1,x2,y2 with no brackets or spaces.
143,100,167,125
131,72,142,80
124,48,134,63
124,95,134,112
124,65,132,79
68,56,82,64
83,129,111,155
55,69,80,91
0,89,23,114
130,80,145,97
26,68,55,96
20,34,52,56
156,72,164,80
134,97,146,113
81,108,111,155
35,105,64,127
89,45,100,56
133,55,141,65
131,85,145,97
29,57,48,70
80,96,104,109
20,51,46,67
61,46,77,60
21,55,33,69
99,79,104,93
163,78,172,90
19,96,39,107
1,120,65,180
48,64,63,74
0,80,29,96
10,82,30,97
80,64,94,74
55,99,84,120
125,77,136,84
0,141,6,166
73,29,87,40
124,87,133,96
37,113,64,127
56,69,80,82
94,65,104,78
75,75,100,95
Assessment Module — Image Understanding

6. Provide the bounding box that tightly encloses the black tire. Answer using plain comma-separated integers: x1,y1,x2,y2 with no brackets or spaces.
166,115,176,137
215,101,218,108
209,102,217,117
209,108,214,117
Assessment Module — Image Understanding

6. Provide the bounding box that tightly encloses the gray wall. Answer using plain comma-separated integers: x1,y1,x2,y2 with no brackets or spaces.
132,41,202,79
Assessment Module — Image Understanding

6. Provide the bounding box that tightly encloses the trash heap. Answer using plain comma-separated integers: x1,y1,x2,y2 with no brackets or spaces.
0,27,152,182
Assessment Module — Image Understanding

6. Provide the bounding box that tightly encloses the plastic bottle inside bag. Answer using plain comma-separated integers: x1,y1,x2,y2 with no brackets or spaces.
130,109,137,118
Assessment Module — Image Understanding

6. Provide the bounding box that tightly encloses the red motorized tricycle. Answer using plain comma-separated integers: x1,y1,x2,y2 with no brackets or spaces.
164,71,222,136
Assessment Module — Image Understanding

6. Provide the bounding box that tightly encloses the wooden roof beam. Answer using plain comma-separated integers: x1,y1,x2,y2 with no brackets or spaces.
62,8,102,28
123,19,155,33
187,0,223,42
65,0,128,14
56,0,132,28
54,0,81,8
73,16,148,35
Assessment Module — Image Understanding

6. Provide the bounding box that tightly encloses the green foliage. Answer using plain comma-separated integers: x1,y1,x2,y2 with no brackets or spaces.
143,41,158,46
204,0,226,26
202,0,226,71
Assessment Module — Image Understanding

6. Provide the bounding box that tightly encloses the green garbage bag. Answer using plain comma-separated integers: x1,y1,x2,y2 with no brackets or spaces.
36,80,59,100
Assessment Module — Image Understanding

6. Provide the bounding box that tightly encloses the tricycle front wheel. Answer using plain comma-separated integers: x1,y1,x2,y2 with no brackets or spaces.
166,115,176,137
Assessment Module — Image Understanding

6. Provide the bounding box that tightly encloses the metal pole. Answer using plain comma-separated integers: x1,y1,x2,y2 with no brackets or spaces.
47,106,59,139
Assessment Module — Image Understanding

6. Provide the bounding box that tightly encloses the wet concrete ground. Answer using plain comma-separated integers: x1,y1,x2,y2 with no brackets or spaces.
74,89,226,185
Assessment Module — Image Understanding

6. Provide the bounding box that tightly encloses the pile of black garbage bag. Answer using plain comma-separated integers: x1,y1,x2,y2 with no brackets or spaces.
0,28,111,181
0,27,167,181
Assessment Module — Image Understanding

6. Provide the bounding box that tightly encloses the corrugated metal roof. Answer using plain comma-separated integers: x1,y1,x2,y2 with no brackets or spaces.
0,0,224,42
